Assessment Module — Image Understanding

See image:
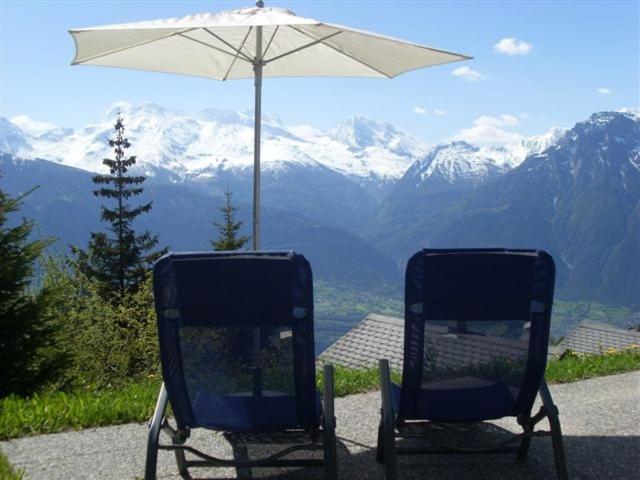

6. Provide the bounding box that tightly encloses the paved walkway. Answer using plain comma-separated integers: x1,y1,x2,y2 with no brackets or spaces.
2,371,639,479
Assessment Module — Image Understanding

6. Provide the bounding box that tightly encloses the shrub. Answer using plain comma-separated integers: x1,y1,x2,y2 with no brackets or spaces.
43,257,159,390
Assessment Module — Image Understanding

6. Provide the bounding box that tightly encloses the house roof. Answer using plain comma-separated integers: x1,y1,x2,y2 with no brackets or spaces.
558,321,640,354
318,313,565,371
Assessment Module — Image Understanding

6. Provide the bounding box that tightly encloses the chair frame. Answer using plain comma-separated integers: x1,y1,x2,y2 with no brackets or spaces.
376,359,568,480
145,364,337,480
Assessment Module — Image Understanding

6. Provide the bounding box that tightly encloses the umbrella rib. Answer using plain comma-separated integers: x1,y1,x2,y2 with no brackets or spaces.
263,30,343,64
71,27,199,65
287,25,392,78
223,27,254,81
261,26,279,60
203,28,253,63
177,32,251,62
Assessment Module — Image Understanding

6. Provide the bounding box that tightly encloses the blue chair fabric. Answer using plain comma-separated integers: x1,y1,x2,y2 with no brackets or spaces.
398,248,555,422
152,251,319,432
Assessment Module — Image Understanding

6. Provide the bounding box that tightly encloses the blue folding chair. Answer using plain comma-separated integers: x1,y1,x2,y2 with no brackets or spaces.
145,251,337,480
377,248,567,480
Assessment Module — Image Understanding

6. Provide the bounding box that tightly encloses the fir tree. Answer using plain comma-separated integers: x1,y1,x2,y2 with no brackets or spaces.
74,116,166,301
212,188,250,251
0,184,64,396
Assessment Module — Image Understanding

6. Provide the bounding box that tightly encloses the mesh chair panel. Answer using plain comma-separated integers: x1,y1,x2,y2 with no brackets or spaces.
153,252,318,432
399,249,555,422
180,326,295,396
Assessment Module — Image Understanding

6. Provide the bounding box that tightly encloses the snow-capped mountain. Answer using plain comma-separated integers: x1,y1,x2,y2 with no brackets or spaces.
292,115,427,181
405,127,566,187
387,111,640,307
1,109,638,309
2,101,427,187
1,118,30,156
2,101,566,191
1,101,571,236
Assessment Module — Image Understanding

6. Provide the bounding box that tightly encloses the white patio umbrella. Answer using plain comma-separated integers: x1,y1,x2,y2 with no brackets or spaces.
69,1,470,250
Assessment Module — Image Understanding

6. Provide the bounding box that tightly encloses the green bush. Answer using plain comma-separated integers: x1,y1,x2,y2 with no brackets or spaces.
42,257,159,391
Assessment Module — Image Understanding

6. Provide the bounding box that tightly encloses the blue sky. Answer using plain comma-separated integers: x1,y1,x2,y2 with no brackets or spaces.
1,0,638,144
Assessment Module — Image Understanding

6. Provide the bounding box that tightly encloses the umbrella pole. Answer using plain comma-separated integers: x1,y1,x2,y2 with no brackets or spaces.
252,23,264,398
252,25,263,251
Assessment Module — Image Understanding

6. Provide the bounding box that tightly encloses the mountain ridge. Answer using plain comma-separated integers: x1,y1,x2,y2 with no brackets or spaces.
377,111,639,307
3,101,565,189
1,107,638,308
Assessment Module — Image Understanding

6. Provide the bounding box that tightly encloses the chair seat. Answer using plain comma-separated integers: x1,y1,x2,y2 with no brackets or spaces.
391,380,517,422
191,390,322,432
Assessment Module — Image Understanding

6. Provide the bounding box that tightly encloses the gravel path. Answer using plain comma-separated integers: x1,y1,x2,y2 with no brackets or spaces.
2,371,639,479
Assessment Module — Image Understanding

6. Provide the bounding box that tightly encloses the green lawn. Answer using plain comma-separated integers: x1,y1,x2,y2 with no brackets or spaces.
1,348,638,441
0,379,161,441
545,347,640,383
0,451,23,480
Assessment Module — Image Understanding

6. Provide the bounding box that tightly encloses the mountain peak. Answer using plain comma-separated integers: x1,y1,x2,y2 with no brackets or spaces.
1,117,31,155
567,111,640,150
2,103,423,182
103,101,171,121
8,115,73,143
586,110,639,126
328,115,400,148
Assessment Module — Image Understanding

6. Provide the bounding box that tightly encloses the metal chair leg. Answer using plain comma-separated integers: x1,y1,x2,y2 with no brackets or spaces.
539,380,569,480
144,383,169,480
379,359,398,480
174,447,194,480
517,415,534,461
517,433,532,460
323,364,338,480
376,419,385,463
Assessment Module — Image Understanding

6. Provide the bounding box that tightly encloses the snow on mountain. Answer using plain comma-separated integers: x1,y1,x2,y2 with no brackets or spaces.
1,101,569,188
407,127,567,186
291,115,427,181
2,102,426,183
1,117,30,156
10,115,73,142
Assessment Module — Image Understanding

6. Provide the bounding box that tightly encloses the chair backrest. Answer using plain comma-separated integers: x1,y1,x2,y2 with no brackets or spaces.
152,251,317,431
399,248,555,421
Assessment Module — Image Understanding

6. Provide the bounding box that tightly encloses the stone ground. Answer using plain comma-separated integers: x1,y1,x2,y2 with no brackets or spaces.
2,371,639,479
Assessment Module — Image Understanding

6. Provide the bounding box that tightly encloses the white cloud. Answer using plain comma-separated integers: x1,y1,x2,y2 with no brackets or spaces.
10,115,59,137
493,37,533,56
451,66,486,82
434,108,446,116
519,113,529,119
475,114,519,128
412,106,427,115
597,87,612,95
617,106,639,116
454,114,523,146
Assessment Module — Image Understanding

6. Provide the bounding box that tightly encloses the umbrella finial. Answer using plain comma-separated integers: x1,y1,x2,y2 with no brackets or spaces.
256,0,264,7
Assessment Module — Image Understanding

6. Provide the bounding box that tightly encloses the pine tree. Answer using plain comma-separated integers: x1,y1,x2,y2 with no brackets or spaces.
212,188,250,251
0,184,64,396
74,116,166,301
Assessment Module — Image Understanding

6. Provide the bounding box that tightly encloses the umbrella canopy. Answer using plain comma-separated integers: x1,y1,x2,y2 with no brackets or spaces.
70,1,471,248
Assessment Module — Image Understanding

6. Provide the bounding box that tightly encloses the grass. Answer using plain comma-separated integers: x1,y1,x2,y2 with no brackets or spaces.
0,379,161,441
0,348,638,442
0,451,24,480
545,346,640,383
